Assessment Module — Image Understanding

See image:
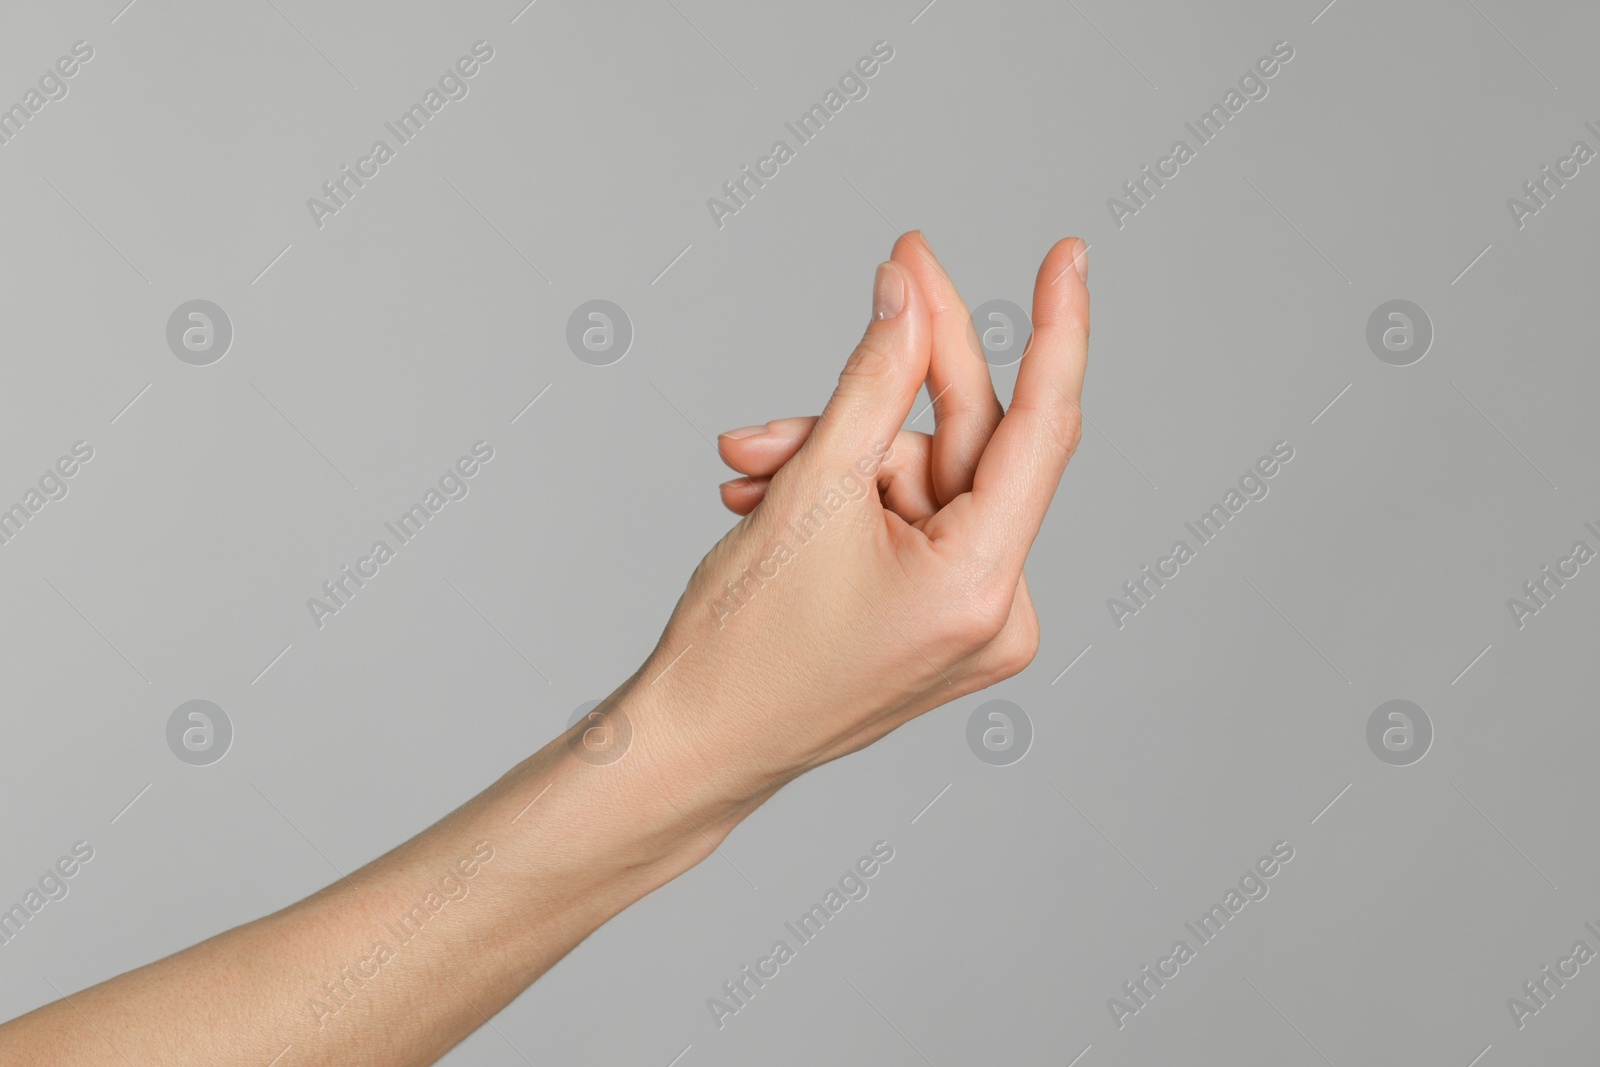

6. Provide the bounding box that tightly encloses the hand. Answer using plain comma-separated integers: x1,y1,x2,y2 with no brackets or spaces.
628,231,1089,811
0,230,1088,1067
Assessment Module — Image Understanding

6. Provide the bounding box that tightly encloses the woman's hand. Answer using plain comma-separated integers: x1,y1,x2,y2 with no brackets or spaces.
628,231,1089,814
0,230,1086,1067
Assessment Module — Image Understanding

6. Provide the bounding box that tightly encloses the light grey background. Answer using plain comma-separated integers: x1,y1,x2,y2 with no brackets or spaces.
2,0,1597,1064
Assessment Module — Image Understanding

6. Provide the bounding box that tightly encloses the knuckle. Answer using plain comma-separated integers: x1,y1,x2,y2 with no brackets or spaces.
1010,396,1081,462
838,337,893,387
927,588,1004,655
999,614,1041,675
1053,304,1090,339
959,578,1017,647
973,610,1039,684
1040,405,1082,461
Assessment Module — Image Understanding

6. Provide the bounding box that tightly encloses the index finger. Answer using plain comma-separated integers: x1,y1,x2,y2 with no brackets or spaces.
950,237,1089,574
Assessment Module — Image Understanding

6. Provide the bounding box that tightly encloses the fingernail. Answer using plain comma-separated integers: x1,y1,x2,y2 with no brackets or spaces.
1072,238,1089,284
719,424,767,440
872,261,905,321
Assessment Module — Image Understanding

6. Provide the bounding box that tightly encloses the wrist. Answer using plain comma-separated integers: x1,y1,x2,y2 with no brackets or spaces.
480,673,772,927
606,667,781,845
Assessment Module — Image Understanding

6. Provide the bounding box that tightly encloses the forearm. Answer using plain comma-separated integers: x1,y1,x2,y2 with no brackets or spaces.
1,675,761,1067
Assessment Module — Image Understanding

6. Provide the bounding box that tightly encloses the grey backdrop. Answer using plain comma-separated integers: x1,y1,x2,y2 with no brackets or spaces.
2,0,1597,1064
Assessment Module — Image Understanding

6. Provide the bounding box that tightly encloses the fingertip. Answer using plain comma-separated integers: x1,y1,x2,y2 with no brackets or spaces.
719,476,768,515
718,424,768,442
892,229,932,266
812,248,933,463
716,436,749,474
717,424,765,462
758,416,819,443
718,416,817,475
1034,237,1090,331
1043,237,1087,288
1072,237,1089,285
892,232,963,319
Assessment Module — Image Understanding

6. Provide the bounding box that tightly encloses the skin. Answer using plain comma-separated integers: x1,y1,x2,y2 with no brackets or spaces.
0,231,1088,1066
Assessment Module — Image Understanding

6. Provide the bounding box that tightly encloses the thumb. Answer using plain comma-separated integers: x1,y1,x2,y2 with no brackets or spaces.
803,259,930,468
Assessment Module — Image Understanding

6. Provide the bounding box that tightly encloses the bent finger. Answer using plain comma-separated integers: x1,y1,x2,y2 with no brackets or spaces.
891,231,1004,505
